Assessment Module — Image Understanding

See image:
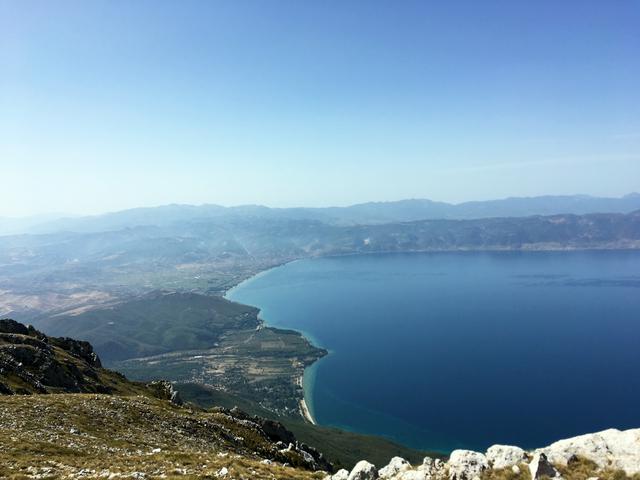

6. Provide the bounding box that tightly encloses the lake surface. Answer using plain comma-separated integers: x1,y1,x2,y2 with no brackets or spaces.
227,251,640,452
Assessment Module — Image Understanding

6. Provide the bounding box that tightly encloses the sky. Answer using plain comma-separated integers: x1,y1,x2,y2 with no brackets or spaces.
1,0,639,217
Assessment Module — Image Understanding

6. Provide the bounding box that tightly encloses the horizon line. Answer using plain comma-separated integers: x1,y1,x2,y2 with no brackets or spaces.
2,191,639,221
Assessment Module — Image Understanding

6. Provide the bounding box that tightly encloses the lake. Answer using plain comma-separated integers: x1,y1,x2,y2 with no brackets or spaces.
226,251,640,452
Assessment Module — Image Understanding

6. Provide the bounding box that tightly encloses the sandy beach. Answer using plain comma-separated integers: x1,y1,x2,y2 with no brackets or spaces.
299,398,316,425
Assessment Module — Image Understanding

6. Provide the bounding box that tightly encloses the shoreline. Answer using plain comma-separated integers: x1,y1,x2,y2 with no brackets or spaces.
299,397,316,425
224,263,322,426
295,371,317,425
224,258,304,298
224,247,640,297
221,249,640,429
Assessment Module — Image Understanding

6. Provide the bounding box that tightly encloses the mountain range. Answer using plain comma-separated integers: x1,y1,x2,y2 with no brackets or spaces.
2,193,640,235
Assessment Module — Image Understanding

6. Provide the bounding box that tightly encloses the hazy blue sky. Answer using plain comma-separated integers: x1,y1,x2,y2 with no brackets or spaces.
1,1,639,216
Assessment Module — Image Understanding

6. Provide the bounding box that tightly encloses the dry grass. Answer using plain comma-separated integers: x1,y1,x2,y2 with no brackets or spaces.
0,394,326,480
481,457,640,480
556,456,640,480
481,463,531,480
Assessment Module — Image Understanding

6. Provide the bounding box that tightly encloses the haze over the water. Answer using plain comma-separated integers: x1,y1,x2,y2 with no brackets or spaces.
1,1,639,217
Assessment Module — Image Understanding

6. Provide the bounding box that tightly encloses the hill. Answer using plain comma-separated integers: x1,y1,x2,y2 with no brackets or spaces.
1,318,428,470
0,394,332,479
176,382,436,470
0,318,146,396
37,292,270,362
33,293,432,468
0,319,333,477
2,391,639,480
36,292,326,416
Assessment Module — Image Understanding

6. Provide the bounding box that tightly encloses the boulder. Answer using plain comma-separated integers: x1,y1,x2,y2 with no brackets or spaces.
529,453,561,480
379,457,411,478
418,457,446,477
299,448,315,465
399,471,430,480
536,428,640,475
147,381,183,405
331,470,350,480
448,450,488,480
216,467,228,477
485,445,527,469
48,337,102,367
255,417,296,445
348,461,377,480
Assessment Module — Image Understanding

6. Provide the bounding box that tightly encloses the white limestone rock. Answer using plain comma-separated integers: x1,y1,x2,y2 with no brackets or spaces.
216,467,229,478
379,457,411,479
300,448,315,465
529,452,561,480
330,469,349,480
448,450,488,480
348,461,378,480
536,428,640,475
418,457,446,478
485,445,528,469
398,470,431,480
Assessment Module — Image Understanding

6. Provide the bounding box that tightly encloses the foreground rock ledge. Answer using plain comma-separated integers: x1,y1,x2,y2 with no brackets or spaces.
326,428,640,480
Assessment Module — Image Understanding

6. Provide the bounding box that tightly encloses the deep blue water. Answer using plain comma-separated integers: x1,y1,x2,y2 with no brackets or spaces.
226,251,640,452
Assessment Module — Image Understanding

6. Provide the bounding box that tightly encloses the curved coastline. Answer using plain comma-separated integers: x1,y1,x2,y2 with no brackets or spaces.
224,260,323,425
223,249,640,436
221,250,640,452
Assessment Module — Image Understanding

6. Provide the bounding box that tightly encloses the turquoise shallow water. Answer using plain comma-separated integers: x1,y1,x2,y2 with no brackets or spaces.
227,251,640,452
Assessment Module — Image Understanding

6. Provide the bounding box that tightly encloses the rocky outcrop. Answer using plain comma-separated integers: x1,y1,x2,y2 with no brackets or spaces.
336,427,640,480
147,380,184,406
448,450,488,480
379,457,411,478
536,428,640,475
418,457,446,477
0,319,32,335
1,319,337,475
395,471,429,480
0,319,115,394
211,404,332,472
485,445,528,469
348,461,377,480
330,470,350,480
0,320,183,402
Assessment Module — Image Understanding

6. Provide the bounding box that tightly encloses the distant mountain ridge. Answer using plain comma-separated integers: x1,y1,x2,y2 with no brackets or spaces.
4,193,640,235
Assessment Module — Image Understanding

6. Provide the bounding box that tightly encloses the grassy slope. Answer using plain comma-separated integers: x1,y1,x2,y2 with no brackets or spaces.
37,292,261,362
177,382,440,470
35,292,326,416
2,393,638,480
0,394,325,480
